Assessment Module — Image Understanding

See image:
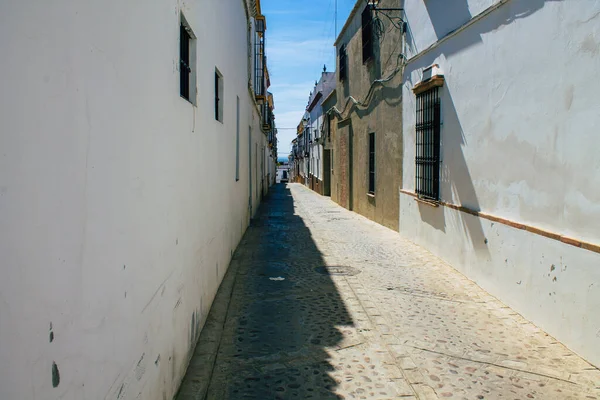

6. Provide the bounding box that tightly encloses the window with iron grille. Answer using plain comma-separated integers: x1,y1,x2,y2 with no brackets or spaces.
179,16,196,103
415,87,441,200
339,44,347,81
254,18,266,98
361,7,373,63
368,132,375,194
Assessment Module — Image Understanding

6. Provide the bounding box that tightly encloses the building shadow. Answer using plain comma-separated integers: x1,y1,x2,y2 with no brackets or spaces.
407,84,489,254
192,183,354,399
424,0,472,41
406,0,563,59
401,78,489,254
416,201,446,233
441,87,490,255
404,0,563,255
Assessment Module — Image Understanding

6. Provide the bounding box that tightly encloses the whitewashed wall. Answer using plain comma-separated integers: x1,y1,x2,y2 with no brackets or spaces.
0,0,269,399
401,0,600,367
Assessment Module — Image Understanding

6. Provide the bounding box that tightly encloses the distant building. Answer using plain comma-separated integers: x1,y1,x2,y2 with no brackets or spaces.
295,114,309,184
266,92,278,188
276,163,289,183
289,138,299,182
306,70,336,195
322,88,337,198
288,70,335,195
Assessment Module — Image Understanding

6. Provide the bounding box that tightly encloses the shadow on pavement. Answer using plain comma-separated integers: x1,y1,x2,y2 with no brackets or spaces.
180,183,354,399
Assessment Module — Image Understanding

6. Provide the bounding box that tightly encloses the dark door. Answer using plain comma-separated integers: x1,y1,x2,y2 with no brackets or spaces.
323,149,331,196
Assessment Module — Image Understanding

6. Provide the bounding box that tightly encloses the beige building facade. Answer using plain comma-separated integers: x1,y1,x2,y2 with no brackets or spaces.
331,0,404,230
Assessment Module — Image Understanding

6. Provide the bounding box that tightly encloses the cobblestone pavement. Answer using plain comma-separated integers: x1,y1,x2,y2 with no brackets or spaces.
177,183,600,400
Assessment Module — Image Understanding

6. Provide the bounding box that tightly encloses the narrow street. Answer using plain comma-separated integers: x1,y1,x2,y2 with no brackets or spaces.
178,184,600,400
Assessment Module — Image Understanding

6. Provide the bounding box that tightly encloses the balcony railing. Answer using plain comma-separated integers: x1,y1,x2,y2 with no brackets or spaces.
261,104,273,132
254,18,267,102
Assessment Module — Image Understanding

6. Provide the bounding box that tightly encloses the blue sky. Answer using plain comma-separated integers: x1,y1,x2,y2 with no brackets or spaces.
261,0,357,158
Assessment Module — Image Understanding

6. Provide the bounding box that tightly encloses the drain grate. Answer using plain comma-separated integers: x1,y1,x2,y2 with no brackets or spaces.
314,265,361,276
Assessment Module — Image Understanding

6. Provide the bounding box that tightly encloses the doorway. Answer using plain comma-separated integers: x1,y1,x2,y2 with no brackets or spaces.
323,149,331,196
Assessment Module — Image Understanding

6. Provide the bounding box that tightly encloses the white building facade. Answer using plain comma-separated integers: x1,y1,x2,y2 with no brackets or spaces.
400,0,600,367
0,0,275,399
306,71,336,194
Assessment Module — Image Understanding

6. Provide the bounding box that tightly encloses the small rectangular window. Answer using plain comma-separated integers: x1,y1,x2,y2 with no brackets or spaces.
179,15,196,104
362,7,374,63
236,96,240,181
215,69,223,122
339,44,347,81
368,132,375,194
415,87,441,200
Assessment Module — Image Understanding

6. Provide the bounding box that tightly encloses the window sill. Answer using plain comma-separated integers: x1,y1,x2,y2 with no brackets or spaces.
415,197,439,207
180,95,196,107
367,192,375,198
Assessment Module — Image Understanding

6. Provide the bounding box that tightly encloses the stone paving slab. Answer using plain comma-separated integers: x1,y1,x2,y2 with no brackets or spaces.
178,184,600,400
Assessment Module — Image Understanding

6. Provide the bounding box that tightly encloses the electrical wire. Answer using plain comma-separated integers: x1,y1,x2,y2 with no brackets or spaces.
323,0,406,121
362,0,405,42
327,30,406,121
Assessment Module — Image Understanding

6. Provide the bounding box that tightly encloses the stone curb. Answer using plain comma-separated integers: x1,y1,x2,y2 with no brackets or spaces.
175,249,243,400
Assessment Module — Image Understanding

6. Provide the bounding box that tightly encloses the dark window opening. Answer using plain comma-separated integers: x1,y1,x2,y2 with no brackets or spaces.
339,44,347,81
368,132,375,194
215,70,223,122
415,87,441,201
180,23,191,101
215,72,219,120
362,7,373,63
236,96,240,181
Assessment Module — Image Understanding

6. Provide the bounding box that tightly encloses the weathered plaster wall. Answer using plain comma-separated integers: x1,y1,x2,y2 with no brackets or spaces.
334,0,404,231
339,123,352,210
0,0,269,398
400,0,600,366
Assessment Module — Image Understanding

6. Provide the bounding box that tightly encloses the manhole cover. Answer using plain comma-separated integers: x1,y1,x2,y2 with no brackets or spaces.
314,266,361,276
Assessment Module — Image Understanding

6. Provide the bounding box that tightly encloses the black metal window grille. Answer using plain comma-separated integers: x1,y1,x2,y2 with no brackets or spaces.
180,23,191,101
362,7,373,63
415,87,441,200
261,104,272,130
304,131,309,156
255,18,265,34
254,20,266,98
368,132,375,194
339,44,347,81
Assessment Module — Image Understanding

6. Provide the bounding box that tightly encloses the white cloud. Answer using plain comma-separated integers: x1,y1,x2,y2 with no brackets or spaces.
268,38,335,70
260,1,348,158
270,82,314,108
